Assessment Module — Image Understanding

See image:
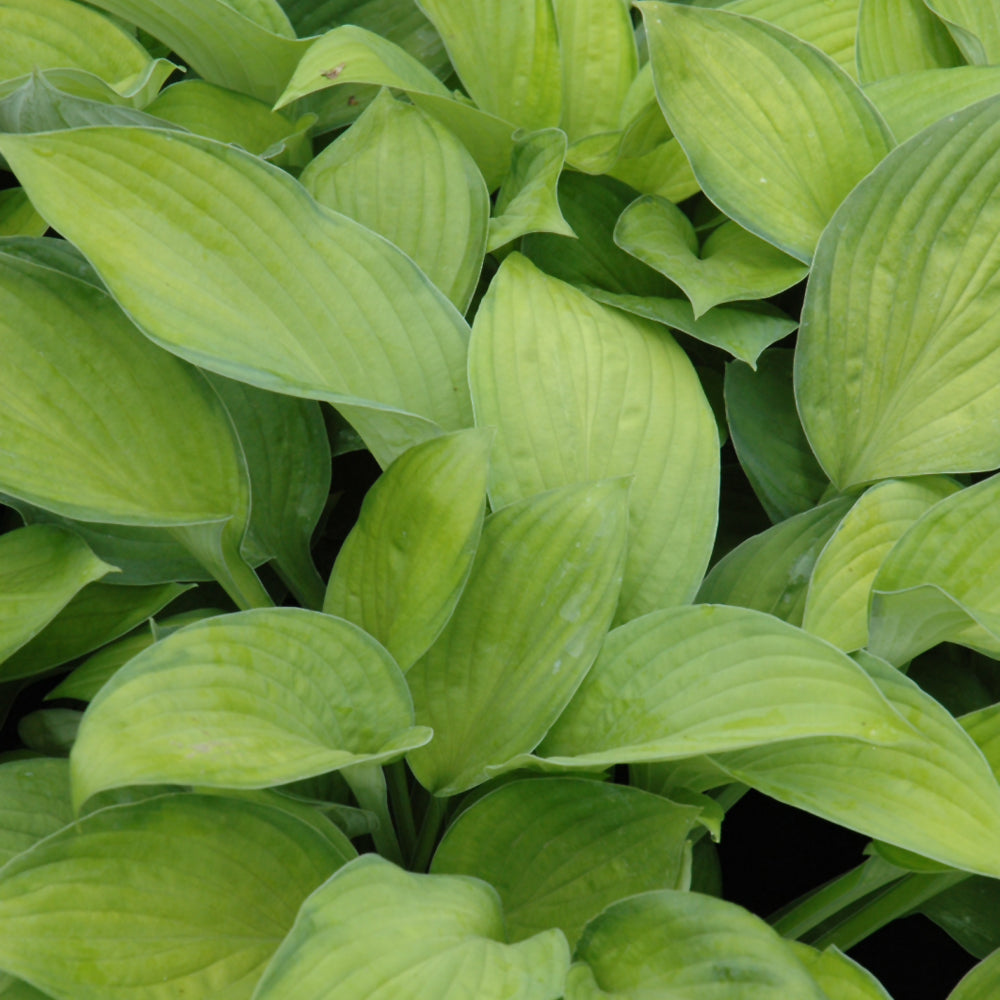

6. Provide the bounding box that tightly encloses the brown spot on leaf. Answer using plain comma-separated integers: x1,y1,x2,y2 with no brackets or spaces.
322,63,347,80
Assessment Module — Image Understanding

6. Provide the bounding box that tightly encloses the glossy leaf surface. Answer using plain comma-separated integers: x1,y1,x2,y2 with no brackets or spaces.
71,609,429,809
254,854,570,1000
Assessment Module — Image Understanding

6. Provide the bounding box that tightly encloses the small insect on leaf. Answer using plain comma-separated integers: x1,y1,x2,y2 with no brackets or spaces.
322,63,347,80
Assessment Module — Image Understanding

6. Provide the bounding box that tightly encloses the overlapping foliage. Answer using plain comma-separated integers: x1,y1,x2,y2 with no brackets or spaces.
2,0,1000,997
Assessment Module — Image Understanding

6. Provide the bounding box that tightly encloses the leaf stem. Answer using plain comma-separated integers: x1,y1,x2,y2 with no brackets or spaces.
387,761,418,863
342,763,404,867
411,794,448,873
272,543,326,611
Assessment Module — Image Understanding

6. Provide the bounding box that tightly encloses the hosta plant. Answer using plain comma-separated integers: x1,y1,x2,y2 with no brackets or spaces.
4,0,1000,997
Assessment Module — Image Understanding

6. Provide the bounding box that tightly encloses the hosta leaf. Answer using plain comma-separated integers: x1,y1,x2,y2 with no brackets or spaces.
948,949,1000,1000
406,481,628,796
856,0,964,82
0,71,175,134
253,854,570,1000
0,793,353,1000
795,94,1000,488
0,582,186,682
0,190,45,238
539,605,909,768
207,375,330,610
552,0,636,142
0,0,153,89
725,350,829,522
865,66,1000,142
47,608,221,702
803,477,960,652
0,235,98,286
723,0,861,78
924,1,1000,65
70,608,429,810
615,195,807,317
301,90,489,311
587,287,797,368
145,80,313,166
566,890,826,1000
18,709,81,756
275,24,515,188
488,128,575,251
324,430,489,673
0,977,51,999
0,758,72,867
7,502,211,587
522,172,675,297
0,250,261,605
639,1,892,262
83,0,308,102
790,943,894,1000
608,141,699,204
869,474,1000,665
698,497,854,626
431,777,700,947
713,651,1000,878
0,127,473,467
919,871,1000,960
0,525,113,665
470,253,718,621
417,0,561,131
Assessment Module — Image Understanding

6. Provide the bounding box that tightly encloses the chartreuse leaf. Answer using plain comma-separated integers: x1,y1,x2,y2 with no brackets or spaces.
0,758,72,867
324,430,489,673
698,497,854,626
725,350,829,522
713,651,1000,878
856,0,964,82
551,0,637,143
0,190,45,238
522,173,675,297
538,605,910,769
47,608,221,702
865,67,1000,142
0,582,186,682
803,477,960,652
615,195,807,317
0,792,353,1000
207,375,330,610
0,0,153,89
431,778,700,947
789,943,894,1000
275,25,515,188
0,525,113,665
253,854,570,1000
488,129,575,251
924,1,1000,64
724,0,861,78
588,287,796,368
608,139,699,204
301,90,489,311
470,254,718,621
70,608,430,810
417,0,561,131
868,474,1000,665
406,481,628,796
0,127,473,467
948,949,1000,1000
145,80,313,166
639,2,892,263
82,0,308,102
0,251,262,608
796,95,1000,488
566,890,826,1000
